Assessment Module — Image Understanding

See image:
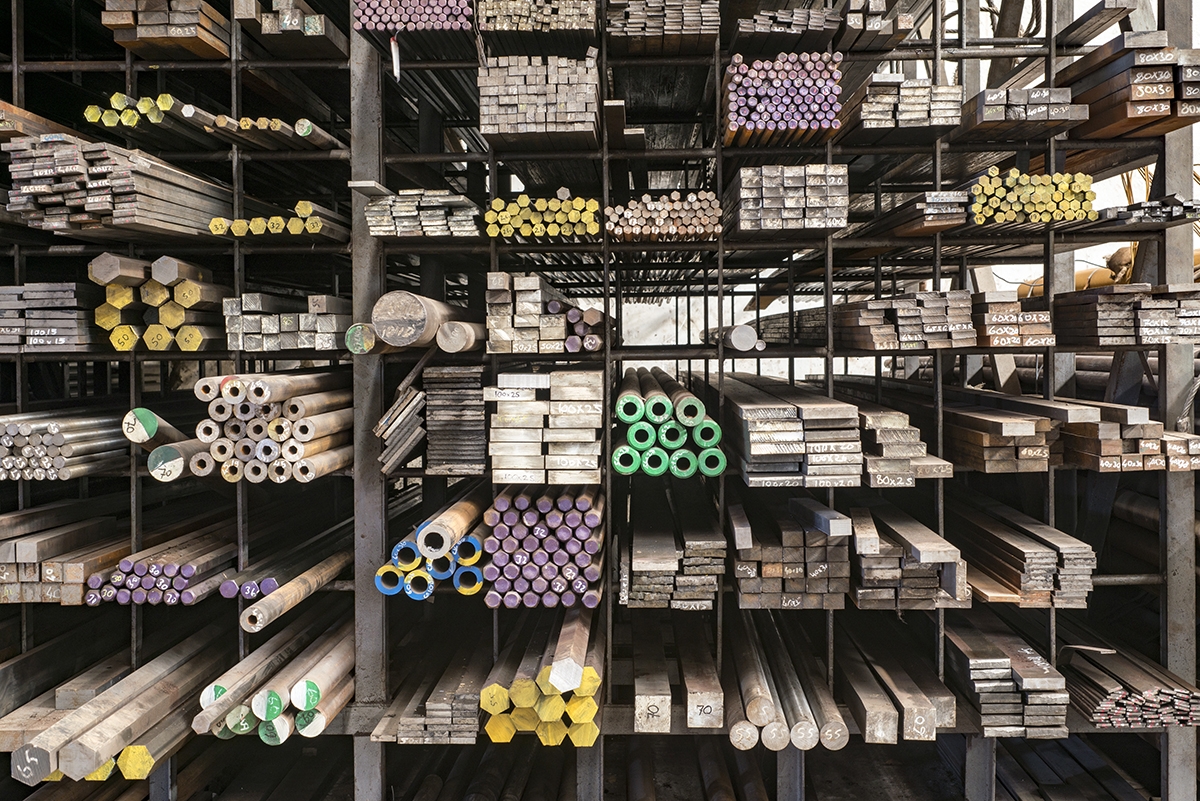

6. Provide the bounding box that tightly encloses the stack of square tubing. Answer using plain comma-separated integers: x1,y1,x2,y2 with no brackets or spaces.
611,367,725,479
479,485,605,610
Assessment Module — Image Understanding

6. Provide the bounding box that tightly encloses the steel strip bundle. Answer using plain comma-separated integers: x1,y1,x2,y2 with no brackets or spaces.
476,609,602,745
954,87,1091,142
485,272,611,355
488,370,603,485
722,165,848,235
358,186,480,238
224,291,351,352
479,51,601,151
0,282,107,353
723,53,844,147
99,0,232,59
0,99,83,142
477,0,597,57
605,0,719,55
729,9,840,55
835,74,963,145
1048,283,1200,348
973,290,1056,348
479,485,605,609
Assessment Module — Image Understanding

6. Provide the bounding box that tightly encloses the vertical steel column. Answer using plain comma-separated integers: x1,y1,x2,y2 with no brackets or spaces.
1158,0,1195,796
351,24,388,801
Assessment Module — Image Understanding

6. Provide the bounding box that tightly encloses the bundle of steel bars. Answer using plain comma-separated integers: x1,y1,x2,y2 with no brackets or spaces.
835,74,963,144
373,371,427,475
612,367,724,479
477,0,597,57
175,368,353,484
0,408,130,481
973,290,1057,348
970,167,1097,225
87,251,227,353
425,366,488,475
604,191,722,242
0,282,106,353
485,272,611,355
729,9,840,55
100,0,232,59
1047,283,1200,347
605,0,719,55
484,189,601,241
476,608,602,745
0,99,83,142
722,165,849,234
224,291,351,352
232,0,350,59
353,0,477,60
4,134,241,239
360,187,480,238
375,481,490,601
620,477,723,609
478,52,601,150
210,200,349,242
488,369,603,485
722,53,844,147
953,88,1090,142
479,485,605,609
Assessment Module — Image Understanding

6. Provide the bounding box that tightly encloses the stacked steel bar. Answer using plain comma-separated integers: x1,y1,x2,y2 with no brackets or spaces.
1047,283,1200,347
723,165,849,235
836,75,963,143
376,482,491,602
20,283,106,353
725,610,849,751
485,272,611,355
224,292,351,352
624,613,723,733
478,51,601,151
229,0,349,59
695,372,862,488
360,187,480,238
99,0,232,59
3,134,260,239
841,495,969,610
944,608,1068,738
823,394,952,487
373,380,427,476
604,192,722,242
727,491,849,611
605,0,719,55
488,369,603,485
477,0,597,57
0,99,83,142
612,367,725,479
620,477,723,610
729,9,840,55
970,168,1097,225
844,191,970,241
425,366,487,475
179,369,353,484
477,609,603,746
88,252,226,353
973,290,1056,347
954,88,1090,142
479,486,605,610
0,409,130,481
352,0,477,61
483,189,602,241
723,53,844,147
210,200,349,242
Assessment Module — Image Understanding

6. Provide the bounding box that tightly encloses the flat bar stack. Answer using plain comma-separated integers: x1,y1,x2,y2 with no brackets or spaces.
836,74,963,144
488,369,603,485
769,289,977,351
723,165,848,235
604,191,722,242
695,372,861,488
478,0,597,57
100,0,232,59
477,610,603,746
479,51,600,151
0,409,129,481
360,188,481,238
620,476,722,610
373,613,493,744
235,0,350,59
833,393,952,487
729,491,849,610
376,481,490,602
210,200,349,242
836,612,957,743
480,485,605,610
725,610,849,752
485,272,611,355
1058,401,1169,474
839,494,968,610
0,100,82,142
729,10,840,55
425,366,487,476
612,367,725,480
1055,616,1200,727
848,191,970,239
953,88,1090,142
973,290,1056,347
722,53,844,147
352,0,477,61
224,292,351,352
970,167,1098,226
1050,283,1200,347
89,252,227,353
21,283,107,353
605,0,719,55
373,384,427,476
3,134,242,239
181,368,353,484
483,189,602,241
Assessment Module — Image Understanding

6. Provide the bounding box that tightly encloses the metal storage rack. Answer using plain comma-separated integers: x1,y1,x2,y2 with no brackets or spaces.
0,0,1194,797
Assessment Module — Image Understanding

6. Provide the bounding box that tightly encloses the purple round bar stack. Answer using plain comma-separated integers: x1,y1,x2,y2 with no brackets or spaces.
482,484,605,609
